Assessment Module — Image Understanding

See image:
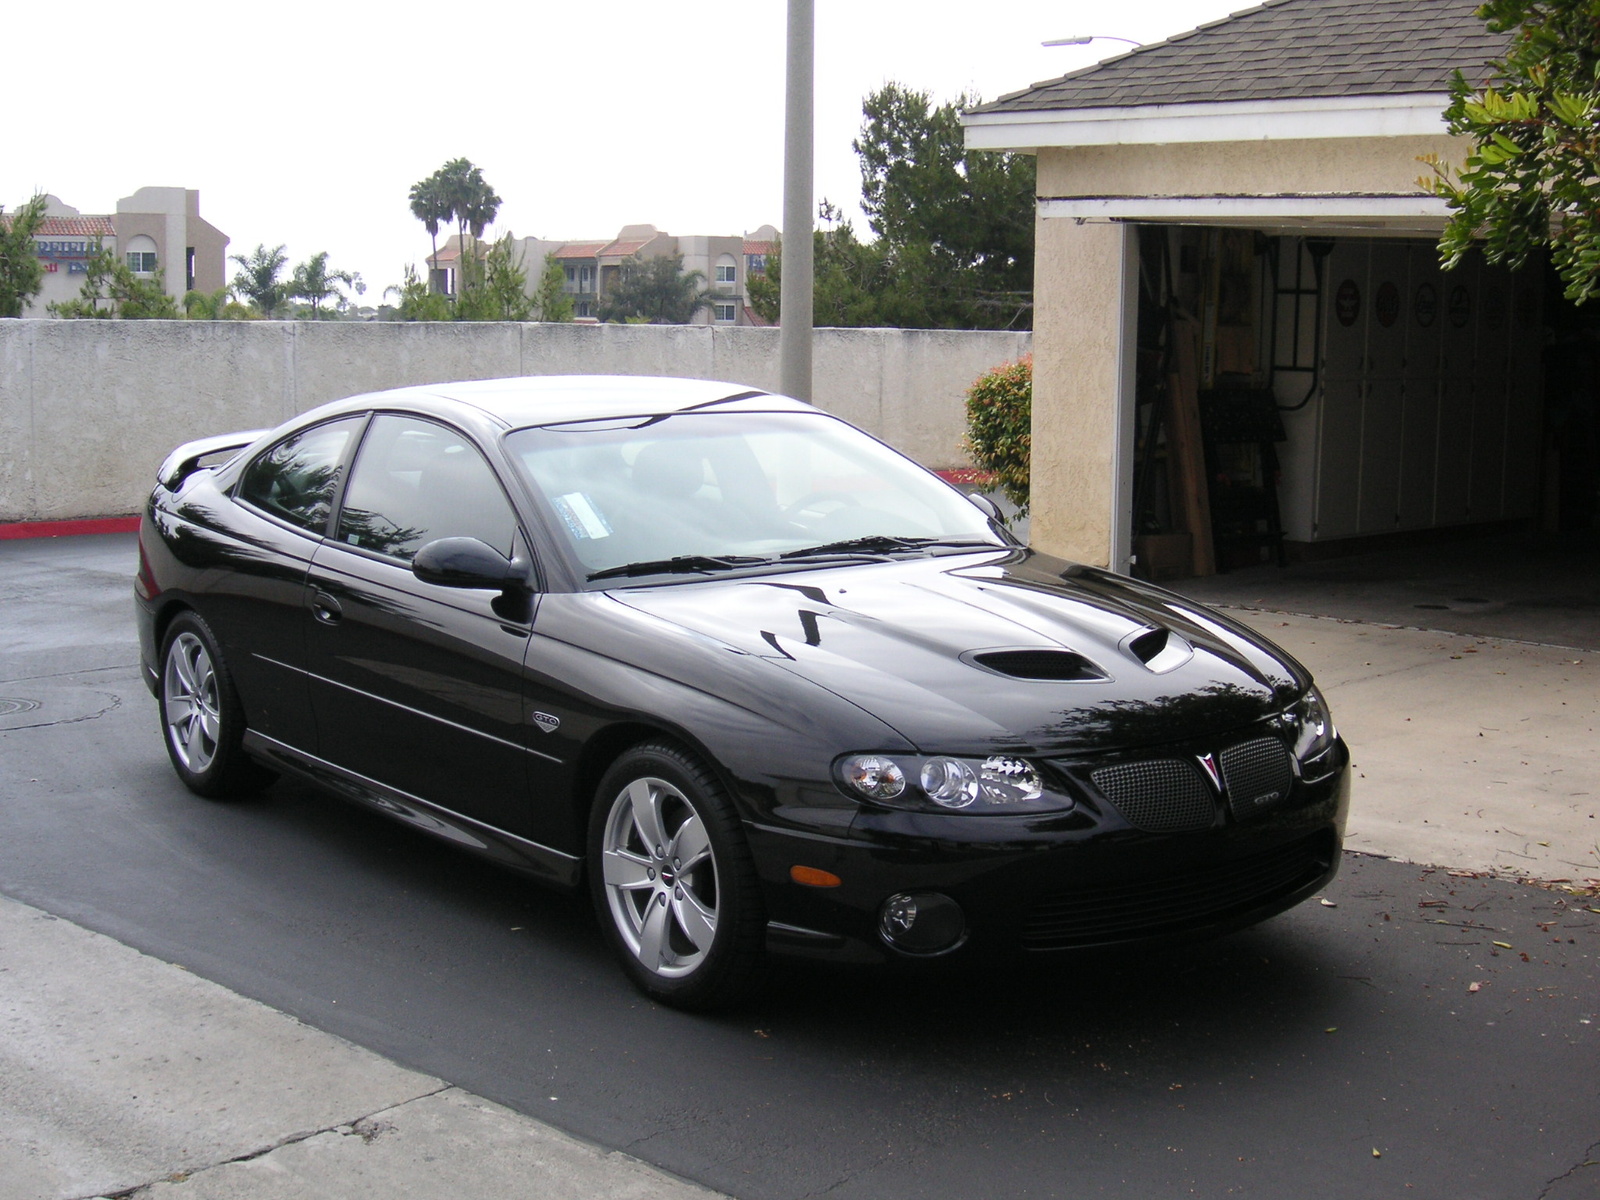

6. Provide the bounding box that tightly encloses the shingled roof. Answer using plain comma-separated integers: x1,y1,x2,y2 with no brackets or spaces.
971,0,1511,114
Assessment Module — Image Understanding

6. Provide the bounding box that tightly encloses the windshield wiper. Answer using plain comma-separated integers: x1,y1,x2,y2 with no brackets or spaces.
587,554,772,581
778,535,993,561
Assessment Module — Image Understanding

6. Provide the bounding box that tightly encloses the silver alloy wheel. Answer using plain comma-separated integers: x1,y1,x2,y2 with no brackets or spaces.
599,775,720,979
163,631,221,774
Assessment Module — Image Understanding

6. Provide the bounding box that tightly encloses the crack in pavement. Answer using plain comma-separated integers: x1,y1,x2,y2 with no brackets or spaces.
1536,1137,1600,1200
69,1084,454,1200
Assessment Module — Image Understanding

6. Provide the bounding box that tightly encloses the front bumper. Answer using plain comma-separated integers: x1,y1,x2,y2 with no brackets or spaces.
748,736,1351,965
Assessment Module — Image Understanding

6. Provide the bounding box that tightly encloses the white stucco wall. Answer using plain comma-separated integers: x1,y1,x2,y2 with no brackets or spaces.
0,321,1030,522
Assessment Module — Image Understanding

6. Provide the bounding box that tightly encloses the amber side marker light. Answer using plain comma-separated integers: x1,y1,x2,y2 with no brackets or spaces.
790,865,842,888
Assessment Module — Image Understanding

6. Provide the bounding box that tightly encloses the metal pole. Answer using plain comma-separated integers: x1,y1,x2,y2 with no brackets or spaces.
779,0,814,402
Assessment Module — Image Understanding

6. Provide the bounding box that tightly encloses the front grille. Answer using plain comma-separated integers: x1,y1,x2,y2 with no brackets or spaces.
1219,737,1294,821
1019,832,1334,950
1091,758,1214,832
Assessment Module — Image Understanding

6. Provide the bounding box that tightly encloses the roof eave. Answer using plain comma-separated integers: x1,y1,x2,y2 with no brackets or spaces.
963,92,1454,151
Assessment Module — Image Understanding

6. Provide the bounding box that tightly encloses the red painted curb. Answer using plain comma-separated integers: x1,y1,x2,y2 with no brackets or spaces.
0,516,141,541
935,468,996,487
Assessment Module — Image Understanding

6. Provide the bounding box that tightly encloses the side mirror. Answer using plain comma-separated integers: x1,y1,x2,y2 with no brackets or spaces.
413,537,530,591
966,492,1004,523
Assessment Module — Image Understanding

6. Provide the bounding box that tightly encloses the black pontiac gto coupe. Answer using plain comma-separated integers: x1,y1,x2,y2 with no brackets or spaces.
136,375,1349,1008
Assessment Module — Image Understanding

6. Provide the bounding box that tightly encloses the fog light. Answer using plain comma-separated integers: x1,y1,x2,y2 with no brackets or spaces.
878,891,966,955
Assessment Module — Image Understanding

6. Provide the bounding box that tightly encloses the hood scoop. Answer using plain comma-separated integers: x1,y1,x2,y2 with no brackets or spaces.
966,648,1109,682
1124,626,1194,674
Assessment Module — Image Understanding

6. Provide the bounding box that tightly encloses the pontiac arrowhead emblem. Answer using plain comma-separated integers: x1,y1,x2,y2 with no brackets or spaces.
531,711,561,734
1197,752,1223,791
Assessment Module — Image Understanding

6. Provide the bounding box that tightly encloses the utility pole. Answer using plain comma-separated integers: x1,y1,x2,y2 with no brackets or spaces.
779,0,814,402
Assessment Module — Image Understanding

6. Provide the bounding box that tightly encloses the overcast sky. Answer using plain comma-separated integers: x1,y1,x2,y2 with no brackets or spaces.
8,0,1246,299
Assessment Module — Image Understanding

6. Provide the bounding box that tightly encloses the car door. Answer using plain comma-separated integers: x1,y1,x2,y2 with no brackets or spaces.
203,415,366,754
302,414,543,837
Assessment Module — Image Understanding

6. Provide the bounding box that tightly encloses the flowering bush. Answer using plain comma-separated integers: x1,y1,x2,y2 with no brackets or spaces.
963,355,1031,513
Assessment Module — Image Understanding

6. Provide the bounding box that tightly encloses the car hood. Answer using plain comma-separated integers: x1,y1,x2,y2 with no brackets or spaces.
611,548,1307,756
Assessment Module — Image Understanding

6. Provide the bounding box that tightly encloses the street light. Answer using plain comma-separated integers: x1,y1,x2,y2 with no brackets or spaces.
1042,35,1141,47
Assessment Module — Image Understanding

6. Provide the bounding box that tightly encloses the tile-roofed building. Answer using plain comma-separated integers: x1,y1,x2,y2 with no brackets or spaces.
14,215,116,238
553,241,608,260
426,223,772,326
5,189,227,317
971,0,1509,115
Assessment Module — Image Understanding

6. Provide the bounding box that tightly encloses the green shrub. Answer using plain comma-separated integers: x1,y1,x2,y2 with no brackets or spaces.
964,355,1031,513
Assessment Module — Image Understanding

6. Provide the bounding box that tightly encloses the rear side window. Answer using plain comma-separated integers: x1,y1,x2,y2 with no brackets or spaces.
335,414,517,562
237,419,361,533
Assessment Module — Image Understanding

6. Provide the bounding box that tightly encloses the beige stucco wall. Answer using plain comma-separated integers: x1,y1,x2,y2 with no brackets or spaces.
0,321,1029,523
1029,219,1128,568
1035,135,1461,198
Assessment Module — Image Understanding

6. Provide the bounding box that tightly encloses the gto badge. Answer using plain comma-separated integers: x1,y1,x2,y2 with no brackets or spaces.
530,711,561,734
1197,752,1223,791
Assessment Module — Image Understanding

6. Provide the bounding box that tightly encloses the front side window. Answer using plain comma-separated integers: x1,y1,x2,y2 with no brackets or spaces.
237,418,362,533
335,414,517,562
713,303,737,323
715,263,737,283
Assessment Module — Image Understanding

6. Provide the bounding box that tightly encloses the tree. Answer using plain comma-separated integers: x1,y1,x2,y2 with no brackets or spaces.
408,175,450,284
184,285,253,319
0,193,48,318
532,255,574,322
386,265,452,321
853,83,1035,329
595,254,710,324
289,250,362,317
409,158,503,300
1421,0,1600,304
455,234,533,321
230,243,290,317
747,205,908,328
754,85,1036,330
48,243,180,319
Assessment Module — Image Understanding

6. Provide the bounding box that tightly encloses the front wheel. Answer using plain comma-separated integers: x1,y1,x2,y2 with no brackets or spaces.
588,742,766,1010
158,611,271,798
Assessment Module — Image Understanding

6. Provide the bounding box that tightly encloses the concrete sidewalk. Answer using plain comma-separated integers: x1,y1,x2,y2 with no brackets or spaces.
1229,609,1598,883
0,895,724,1200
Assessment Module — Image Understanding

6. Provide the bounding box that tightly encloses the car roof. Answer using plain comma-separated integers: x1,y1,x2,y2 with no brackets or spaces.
328,375,813,429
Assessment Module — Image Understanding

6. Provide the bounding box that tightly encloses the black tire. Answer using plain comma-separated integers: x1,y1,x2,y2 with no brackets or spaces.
588,741,767,1010
157,611,273,799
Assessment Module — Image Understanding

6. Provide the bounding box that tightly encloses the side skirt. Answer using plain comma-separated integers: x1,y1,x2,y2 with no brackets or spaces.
242,730,582,888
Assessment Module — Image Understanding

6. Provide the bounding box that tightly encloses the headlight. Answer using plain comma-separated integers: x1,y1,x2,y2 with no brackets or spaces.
1288,686,1338,764
837,753,1071,813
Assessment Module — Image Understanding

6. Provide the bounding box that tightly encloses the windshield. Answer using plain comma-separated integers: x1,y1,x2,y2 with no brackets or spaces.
505,410,1004,581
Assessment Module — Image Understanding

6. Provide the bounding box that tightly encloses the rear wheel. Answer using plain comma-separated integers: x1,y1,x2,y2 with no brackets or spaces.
158,611,271,798
589,742,766,1010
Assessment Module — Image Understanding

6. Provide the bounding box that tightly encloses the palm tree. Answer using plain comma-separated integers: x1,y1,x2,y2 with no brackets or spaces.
407,176,449,290
229,244,290,318
289,251,361,317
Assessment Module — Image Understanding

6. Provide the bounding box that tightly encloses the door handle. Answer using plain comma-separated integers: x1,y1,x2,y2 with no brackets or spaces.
310,589,343,625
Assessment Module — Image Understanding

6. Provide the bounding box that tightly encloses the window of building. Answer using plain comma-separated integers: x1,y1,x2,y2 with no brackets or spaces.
576,301,593,318
186,247,196,292
713,303,738,323
124,234,158,275
716,263,737,283
579,266,594,291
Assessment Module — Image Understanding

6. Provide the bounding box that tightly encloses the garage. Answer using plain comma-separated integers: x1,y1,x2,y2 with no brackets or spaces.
965,0,1597,642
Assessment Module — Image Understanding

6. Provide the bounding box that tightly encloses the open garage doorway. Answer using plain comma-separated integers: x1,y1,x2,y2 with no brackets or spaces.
1128,223,1600,650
